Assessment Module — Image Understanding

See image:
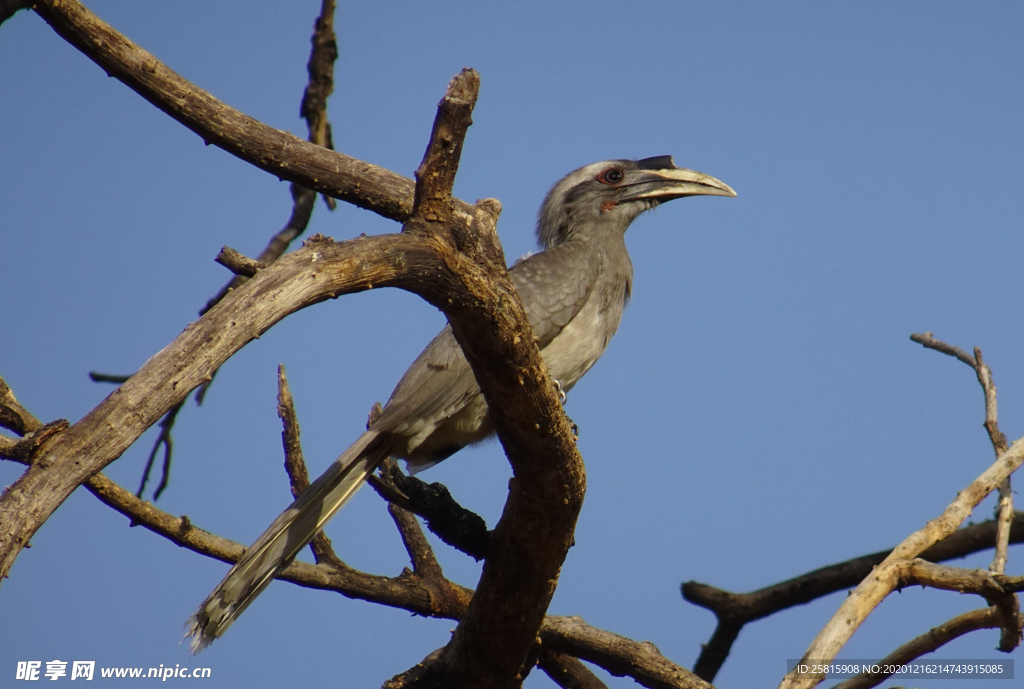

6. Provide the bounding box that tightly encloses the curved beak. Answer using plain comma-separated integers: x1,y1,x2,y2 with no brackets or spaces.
621,157,737,202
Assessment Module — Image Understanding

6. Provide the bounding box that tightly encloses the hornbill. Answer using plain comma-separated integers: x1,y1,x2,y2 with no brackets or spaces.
188,156,735,651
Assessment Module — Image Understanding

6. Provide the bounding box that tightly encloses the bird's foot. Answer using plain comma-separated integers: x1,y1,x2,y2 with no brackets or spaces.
565,415,579,440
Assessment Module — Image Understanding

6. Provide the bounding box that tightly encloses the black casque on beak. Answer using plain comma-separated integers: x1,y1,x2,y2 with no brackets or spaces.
620,155,736,202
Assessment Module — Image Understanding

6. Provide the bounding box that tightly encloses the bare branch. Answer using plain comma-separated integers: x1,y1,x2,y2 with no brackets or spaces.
909,332,976,368
685,512,1024,681
136,401,180,500
538,652,609,689
778,436,1024,689
300,0,338,210
833,607,1013,689
895,559,1022,650
275,364,345,568
215,246,265,278
540,616,713,689
0,420,70,463
0,375,43,436
200,0,339,316
910,334,1014,575
33,0,434,222
6,442,703,689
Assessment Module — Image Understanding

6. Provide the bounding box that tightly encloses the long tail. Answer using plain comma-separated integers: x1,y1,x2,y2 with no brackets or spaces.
186,429,391,653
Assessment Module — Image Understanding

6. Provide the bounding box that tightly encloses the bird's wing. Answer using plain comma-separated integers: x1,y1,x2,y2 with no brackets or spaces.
509,242,601,348
374,244,600,440
374,326,479,439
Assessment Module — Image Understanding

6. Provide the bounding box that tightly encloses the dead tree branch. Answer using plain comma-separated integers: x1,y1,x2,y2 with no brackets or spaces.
537,652,609,689
684,512,1024,681
33,0,430,222
3,440,705,689
911,332,1014,573
778,435,1024,689
832,606,1018,689
276,364,345,568
8,10,582,688
540,616,713,689
0,375,43,436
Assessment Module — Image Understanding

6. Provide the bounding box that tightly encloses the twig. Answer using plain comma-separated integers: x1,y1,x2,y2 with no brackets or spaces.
375,459,444,577
215,246,265,277
778,435,1024,689
84,0,342,498
0,375,43,436
276,365,344,569
911,333,1014,573
299,0,337,211
4,446,701,688
895,559,1022,650
136,401,180,500
33,0,434,222
832,607,1013,689
685,512,1024,681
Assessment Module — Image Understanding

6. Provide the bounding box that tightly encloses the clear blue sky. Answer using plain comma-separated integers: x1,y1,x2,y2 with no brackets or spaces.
3,2,1024,687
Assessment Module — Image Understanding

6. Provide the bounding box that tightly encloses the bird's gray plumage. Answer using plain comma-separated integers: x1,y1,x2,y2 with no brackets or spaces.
187,156,735,652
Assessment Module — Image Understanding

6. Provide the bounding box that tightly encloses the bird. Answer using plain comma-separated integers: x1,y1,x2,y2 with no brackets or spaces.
187,155,735,652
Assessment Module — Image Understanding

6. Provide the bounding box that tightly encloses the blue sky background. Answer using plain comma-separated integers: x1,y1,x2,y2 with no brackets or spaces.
3,2,1024,687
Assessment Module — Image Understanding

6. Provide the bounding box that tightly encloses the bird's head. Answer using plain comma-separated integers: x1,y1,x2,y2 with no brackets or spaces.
536,155,736,248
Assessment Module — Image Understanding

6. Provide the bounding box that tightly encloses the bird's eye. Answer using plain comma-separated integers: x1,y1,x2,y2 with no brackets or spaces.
597,168,624,185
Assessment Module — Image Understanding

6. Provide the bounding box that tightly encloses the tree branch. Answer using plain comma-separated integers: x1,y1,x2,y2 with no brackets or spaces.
911,332,1014,573
4,440,708,689
832,606,1014,689
537,652,609,689
778,435,1024,689
0,375,43,436
276,364,344,568
540,616,712,689
33,0,435,222
684,512,1024,681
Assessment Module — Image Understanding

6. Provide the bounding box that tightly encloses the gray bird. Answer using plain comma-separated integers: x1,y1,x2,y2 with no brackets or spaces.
187,156,735,652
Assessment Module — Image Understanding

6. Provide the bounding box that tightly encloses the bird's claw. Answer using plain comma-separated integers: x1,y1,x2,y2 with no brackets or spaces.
553,379,568,406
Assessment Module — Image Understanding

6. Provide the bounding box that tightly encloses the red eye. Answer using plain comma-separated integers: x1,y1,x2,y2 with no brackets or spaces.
597,167,624,185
